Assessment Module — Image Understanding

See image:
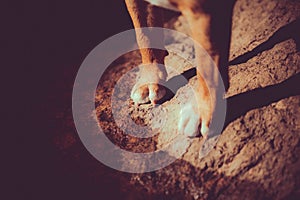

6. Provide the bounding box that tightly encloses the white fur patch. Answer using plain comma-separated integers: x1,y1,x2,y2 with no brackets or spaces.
178,104,200,137
144,0,180,12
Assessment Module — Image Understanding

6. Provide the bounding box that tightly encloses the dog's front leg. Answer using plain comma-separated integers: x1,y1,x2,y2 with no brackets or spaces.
177,0,235,138
125,0,168,105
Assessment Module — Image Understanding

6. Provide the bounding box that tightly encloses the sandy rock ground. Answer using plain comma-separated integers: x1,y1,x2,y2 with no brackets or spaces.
54,0,300,199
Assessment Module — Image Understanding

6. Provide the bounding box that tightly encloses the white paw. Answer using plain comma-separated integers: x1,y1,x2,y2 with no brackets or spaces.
131,64,167,105
131,83,166,105
178,103,210,138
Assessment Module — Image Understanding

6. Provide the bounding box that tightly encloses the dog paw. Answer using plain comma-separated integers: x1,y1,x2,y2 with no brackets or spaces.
131,63,167,105
178,103,210,138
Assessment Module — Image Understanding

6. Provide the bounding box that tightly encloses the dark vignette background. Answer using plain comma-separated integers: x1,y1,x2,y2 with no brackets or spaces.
5,0,137,199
